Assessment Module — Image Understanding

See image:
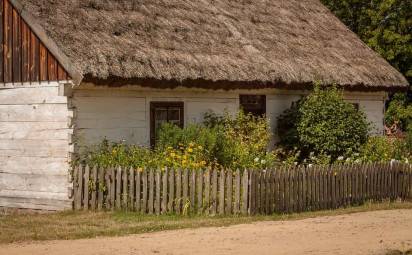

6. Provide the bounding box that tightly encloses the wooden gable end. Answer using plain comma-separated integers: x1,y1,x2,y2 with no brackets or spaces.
0,0,69,84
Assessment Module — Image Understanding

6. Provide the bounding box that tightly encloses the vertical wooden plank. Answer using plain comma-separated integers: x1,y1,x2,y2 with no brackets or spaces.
148,169,154,214
104,169,111,210
29,32,39,81
248,171,254,215
12,8,21,82
211,169,218,215
266,169,274,214
141,170,147,213
331,166,336,209
234,169,241,214
73,165,79,210
173,169,179,213
57,64,67,80
76,165,84,210
197,169,203,213
162,168,168,214
169,169,175,212
302,167,307,211
183,169,189,211
97,167,104,210
241,170,249,215
135,170,141,212
83,165,90,211
115,167,121,210
273,169,279,213
190,170,196,211
279,168,285,213
0,0,3,83
123,168,128,210
219,170,225,215
47,53,57,81
129,168,135,211
39,43,47,81
259,171,265,214
293,169,298,212
21,21,30,82
4,0,12,83
204,169,211,214
155,170,161,215
226,169,233,214
284,169,290,213
91,165,98,210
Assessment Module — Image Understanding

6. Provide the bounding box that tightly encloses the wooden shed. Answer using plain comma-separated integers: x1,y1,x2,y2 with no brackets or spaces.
0,0,408,210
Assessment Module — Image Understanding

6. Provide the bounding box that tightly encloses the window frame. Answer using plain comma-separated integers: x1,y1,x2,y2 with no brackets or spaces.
239,95,267,117
150,101,184,147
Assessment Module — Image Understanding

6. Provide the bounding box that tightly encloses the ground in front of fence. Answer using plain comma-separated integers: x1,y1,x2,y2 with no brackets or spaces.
0,201,411,244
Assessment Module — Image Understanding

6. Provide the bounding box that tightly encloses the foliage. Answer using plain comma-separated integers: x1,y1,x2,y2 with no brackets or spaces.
385,93,412,131
277,84,370,161
355,136,411,163
321,0,412,86
76,110,278,170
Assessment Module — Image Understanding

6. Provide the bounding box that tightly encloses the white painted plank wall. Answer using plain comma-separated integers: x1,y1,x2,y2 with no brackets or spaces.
0,83,72,210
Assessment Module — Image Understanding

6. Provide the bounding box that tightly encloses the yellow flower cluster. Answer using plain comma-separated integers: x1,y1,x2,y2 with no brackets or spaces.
163,142,208,170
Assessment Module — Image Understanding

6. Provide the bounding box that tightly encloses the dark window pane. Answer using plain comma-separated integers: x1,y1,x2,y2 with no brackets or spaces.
240,95,266,116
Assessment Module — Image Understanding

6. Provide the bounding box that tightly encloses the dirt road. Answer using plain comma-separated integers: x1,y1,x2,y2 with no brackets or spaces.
1,209,412,255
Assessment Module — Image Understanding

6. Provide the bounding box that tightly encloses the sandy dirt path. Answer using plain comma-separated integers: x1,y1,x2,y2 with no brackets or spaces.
1,209,412,255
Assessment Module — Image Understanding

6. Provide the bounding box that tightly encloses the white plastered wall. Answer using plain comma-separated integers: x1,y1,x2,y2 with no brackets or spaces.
73,84,387,147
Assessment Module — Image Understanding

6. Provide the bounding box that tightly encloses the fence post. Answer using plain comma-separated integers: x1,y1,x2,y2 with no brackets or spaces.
241,170,249,215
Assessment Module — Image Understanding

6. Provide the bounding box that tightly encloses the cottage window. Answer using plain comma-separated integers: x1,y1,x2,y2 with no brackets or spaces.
150,102,184,147
240,95,266,116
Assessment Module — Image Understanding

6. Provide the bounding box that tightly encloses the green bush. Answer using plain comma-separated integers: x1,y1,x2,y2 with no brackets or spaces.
277,84,370,161
356,136,411,163
385,93,412,131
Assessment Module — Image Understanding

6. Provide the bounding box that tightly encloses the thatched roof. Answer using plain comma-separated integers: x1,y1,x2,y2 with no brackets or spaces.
17,0,409,90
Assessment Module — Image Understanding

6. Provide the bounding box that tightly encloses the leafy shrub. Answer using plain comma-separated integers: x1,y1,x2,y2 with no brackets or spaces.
277,84,370,161
76,110,278,170
385,93,412,132
355,136,411,163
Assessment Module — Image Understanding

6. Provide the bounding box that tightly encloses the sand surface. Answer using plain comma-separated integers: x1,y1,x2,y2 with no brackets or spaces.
2,209,412,255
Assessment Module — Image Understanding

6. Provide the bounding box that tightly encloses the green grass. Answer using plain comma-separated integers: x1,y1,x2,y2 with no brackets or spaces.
1,201,412,244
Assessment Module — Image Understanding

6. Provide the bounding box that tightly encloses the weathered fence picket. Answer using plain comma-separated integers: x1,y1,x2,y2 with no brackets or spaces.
72,163,412,215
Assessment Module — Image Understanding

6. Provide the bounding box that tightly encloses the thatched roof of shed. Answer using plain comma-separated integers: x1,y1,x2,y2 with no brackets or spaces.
17,0,409,90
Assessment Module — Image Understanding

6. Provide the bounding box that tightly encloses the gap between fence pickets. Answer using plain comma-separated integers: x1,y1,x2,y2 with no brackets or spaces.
72,163,412,214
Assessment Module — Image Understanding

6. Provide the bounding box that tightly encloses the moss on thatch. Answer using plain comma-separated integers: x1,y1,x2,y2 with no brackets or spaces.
17,0,409,90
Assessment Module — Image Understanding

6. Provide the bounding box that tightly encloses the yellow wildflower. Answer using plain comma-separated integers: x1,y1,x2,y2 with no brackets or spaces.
187,148,193,153
170,152,176,158
198,145,203,150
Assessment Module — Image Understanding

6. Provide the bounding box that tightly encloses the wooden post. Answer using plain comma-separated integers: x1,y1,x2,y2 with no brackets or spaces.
97,167,104,210
234,169,241,214
116,167,121,210
155,170,161,215
190,170,196,210
122,167,128,210
204,169,211,214
226,169,233,214
219,170,225,215
169,169,175,212
148,169,154,214
84,165,90,211
174,169,180,213
129,167,135,211
211,169,218,215
183,169,189,211
162,168,168,214
135,170,141,212
91,165,98,210
241,170,249,215
142,169,147,213
197,169,204,213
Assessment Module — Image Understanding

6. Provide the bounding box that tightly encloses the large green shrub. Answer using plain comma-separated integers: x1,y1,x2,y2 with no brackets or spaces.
277,84,370,161
385,93,412,132
356,136,411,163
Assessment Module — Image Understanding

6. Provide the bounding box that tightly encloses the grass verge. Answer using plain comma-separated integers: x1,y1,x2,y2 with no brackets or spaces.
1,201,412,244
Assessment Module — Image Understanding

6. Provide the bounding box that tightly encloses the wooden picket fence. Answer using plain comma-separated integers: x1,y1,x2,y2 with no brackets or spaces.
72,162,412,215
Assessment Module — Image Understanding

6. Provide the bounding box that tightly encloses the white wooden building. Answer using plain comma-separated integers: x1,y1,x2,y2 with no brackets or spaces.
0,0,408,210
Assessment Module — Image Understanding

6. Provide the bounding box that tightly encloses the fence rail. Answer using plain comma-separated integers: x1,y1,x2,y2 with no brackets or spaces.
72,162,412,215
